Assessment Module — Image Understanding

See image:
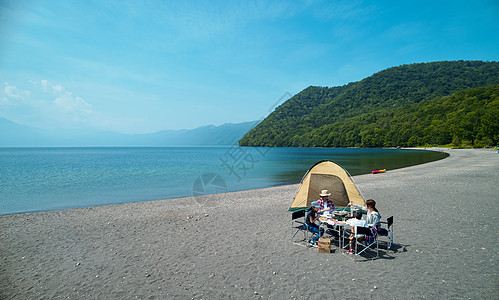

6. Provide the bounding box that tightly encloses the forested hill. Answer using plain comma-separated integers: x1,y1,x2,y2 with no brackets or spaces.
239,61,499,148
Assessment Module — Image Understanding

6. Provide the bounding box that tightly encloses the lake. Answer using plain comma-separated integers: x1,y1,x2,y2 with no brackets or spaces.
0,147,448,215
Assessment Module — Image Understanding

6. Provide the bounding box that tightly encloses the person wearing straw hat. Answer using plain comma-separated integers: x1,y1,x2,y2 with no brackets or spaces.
317,189,335,215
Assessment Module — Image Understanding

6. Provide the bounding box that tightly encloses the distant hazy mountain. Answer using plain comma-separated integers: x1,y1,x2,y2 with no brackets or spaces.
0,118,258,147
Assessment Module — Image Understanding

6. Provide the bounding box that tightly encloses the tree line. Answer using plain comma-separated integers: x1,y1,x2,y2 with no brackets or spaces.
240,61,499,148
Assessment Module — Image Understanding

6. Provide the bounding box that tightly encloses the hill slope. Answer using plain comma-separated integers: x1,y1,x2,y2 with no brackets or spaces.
239,60,499,147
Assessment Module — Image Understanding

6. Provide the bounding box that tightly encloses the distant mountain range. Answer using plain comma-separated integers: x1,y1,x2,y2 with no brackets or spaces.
0,118,258,147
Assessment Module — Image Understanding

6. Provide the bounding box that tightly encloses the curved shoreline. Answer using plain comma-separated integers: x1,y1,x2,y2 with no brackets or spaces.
1,147,448,216
1,148,498,299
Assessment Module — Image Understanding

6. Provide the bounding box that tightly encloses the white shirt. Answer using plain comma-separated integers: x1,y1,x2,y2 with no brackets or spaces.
348,218,367,236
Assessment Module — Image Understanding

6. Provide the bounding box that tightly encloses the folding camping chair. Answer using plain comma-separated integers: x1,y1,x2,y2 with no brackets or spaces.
379,216,394,250
291,210,310,246
345,226,379,259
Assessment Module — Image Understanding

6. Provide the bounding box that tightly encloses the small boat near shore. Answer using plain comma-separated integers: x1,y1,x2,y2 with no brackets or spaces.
372,169,386,174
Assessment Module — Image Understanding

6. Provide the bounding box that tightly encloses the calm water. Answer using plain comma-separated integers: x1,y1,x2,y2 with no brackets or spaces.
0,147,448,215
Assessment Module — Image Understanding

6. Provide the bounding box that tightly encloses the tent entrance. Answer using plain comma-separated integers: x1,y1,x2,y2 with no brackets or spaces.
308,174,350,207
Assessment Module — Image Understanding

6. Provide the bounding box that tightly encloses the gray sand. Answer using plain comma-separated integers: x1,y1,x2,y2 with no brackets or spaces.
1,148,498,299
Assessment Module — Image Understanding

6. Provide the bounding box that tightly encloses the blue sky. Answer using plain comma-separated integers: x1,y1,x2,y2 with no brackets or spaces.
1,0,498,134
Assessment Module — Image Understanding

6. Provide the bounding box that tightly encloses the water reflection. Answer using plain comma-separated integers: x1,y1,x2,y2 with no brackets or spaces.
266,148,448,185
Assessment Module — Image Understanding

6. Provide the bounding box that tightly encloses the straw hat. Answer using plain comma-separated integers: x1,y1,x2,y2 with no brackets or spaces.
319,189,331,197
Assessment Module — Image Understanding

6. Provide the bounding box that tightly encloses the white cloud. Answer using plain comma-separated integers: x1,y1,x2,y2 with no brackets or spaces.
3,82,30,99
40,79,65,93
52,84,64,92
0,80,96,129
41,79,49,92
53,93,93,115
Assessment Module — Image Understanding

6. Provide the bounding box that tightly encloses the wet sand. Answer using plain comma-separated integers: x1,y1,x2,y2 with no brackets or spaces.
1,148,498,299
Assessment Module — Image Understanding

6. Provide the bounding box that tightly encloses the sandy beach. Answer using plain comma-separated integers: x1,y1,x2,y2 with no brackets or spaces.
1,148,498,299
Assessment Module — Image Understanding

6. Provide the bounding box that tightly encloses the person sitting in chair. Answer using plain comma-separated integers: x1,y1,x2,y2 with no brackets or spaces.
365,199,381,229
317,189,335,215
346,210,368,254
347,199,381,229
306,201,323,246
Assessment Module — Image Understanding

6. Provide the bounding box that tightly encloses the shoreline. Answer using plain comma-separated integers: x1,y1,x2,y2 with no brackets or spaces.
1,148,498,299
1,147,449,217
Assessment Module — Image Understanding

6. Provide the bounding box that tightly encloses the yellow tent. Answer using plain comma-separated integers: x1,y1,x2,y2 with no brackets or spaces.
289,160,365,211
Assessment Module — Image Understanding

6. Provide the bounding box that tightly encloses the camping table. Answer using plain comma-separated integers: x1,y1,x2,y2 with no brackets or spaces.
319,218,349,252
